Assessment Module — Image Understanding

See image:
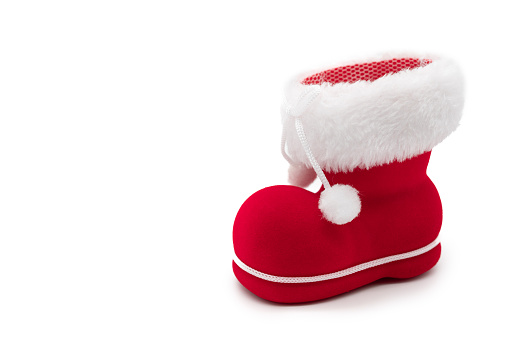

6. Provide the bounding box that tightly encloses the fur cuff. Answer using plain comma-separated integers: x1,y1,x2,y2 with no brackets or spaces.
282,53,465,173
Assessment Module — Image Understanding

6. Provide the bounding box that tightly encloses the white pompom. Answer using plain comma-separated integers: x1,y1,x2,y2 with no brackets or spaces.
288,165,317,188
319,184,361,225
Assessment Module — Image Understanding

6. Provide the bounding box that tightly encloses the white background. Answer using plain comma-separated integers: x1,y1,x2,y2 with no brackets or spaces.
1,1,508,338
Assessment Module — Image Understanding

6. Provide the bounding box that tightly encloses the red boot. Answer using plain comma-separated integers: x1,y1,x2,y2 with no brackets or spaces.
232,53,464,303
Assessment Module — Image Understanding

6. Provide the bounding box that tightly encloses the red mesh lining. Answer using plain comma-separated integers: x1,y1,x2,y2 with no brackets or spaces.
301,58,432,85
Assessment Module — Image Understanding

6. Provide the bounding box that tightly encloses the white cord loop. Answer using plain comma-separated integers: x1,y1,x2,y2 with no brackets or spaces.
281,84,361,225
280,85,322,169
294,117,331,190
280,124,298,167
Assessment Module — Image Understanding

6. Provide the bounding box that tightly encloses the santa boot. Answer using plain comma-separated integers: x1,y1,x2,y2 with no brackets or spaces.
232,53,464,304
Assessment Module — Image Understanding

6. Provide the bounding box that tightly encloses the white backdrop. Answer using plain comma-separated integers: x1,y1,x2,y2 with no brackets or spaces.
1,1,507,338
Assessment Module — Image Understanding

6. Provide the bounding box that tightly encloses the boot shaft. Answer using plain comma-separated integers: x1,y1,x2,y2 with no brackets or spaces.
281,54,463,224
321,151,432,197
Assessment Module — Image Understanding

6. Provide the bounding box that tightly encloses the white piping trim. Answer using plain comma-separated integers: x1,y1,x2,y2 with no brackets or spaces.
233,238,440,284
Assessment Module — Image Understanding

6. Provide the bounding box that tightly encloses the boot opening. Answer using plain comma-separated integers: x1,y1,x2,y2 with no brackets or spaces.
301,58,432,85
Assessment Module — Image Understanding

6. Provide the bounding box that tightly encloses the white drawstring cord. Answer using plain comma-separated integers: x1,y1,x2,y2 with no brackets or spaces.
281,85,322,170
281,84,361,225
294,117,331,190
281,124,299,167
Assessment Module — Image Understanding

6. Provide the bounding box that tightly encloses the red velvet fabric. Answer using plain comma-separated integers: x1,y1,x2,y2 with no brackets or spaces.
232,152,442,303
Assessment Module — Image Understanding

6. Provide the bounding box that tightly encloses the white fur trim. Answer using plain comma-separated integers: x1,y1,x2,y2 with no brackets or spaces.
319,184,361,225
282,53,465,172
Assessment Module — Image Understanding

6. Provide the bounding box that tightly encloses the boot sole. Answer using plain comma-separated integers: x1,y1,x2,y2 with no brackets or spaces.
233,239,441,303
